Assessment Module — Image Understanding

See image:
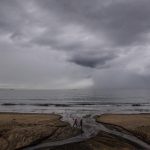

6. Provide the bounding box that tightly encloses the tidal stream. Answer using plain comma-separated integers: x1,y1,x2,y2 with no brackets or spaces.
23,115,150,150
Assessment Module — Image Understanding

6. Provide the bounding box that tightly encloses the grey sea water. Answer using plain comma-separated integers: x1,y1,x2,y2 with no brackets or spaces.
0,89,150,117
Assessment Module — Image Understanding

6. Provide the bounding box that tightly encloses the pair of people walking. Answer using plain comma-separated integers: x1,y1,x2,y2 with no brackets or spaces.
73,118,83,130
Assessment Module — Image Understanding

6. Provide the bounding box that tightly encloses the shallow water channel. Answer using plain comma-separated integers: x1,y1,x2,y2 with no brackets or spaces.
23,115,150,150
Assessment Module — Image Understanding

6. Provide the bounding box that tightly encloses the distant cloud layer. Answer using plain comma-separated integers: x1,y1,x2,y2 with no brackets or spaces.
0,0,150,89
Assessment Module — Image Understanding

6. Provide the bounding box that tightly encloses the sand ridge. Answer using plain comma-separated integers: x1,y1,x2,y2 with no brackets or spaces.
0,113,79,150
96,113,150,144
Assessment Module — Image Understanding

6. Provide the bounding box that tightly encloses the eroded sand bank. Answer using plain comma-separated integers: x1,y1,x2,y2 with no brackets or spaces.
0,113,79,150
96,114,150,144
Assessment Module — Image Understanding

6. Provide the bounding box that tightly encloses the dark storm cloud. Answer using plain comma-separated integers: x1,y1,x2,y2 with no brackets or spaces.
0,0,150,89
69,53,116,68
36,0,150,46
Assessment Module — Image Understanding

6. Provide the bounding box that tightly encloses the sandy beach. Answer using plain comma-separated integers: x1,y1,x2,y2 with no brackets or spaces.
96,114,150,144
0,113,79,150
0,113,150,150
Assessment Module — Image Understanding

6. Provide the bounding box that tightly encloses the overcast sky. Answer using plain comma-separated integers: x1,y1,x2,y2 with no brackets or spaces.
0,0,150,89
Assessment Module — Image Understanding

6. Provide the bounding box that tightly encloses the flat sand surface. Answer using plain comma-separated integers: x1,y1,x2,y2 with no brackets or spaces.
96,114,150,144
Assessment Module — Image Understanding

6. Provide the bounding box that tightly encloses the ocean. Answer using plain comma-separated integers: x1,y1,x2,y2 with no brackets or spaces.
0,89,150,118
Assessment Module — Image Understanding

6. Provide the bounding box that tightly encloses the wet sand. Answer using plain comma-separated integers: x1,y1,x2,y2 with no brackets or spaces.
48,114,150,150
51,131,141,150
96,114,150,144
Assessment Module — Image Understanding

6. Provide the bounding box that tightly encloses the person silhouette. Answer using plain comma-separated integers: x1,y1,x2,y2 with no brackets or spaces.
73,118,78,127
80,118,83,134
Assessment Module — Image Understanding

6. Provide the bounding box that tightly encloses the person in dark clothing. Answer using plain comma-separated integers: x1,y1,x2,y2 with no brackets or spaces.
73,118,78,127
80,119,83,134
